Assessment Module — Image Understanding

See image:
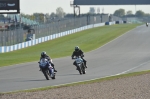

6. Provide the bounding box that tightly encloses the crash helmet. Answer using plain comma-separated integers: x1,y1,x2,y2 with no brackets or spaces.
41,51,46,58
75,46,80,52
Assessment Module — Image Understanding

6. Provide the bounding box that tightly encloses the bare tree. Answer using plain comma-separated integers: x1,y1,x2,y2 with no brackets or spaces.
56,7,65,18
89,7,95,14
50,12,56,18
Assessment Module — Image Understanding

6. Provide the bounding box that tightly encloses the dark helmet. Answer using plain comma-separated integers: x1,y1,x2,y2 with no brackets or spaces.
75,46,79,52
41,51,46,57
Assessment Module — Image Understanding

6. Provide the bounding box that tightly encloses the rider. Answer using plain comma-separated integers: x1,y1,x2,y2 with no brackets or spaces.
25,29,33,41
71,46,87,69
39,51,57,72
146,22,149,27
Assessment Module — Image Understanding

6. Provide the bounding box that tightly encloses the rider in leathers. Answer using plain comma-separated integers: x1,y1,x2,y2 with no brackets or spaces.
39,51,57,72
71,46,87,69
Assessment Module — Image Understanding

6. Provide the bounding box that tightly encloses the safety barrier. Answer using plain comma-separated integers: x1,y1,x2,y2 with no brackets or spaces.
0,22,116,53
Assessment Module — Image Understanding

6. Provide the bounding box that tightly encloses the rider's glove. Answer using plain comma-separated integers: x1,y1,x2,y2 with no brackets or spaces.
72,57,74,59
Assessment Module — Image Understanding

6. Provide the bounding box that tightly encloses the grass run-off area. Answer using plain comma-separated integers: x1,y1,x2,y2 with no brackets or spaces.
0,24,141,67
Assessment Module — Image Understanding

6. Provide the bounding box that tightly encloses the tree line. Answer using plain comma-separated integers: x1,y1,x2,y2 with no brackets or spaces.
88,7,150,17
113,9,150,17
0,7,149,23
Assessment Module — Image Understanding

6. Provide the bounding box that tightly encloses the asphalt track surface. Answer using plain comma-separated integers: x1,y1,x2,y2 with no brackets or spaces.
0,25,150,93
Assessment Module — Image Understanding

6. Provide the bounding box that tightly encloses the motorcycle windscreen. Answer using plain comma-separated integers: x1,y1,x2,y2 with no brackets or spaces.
76,58,83,63
76,60,82,64
39,60,47,68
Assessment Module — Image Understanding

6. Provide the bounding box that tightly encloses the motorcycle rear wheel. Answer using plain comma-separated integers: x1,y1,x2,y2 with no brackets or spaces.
83,70,86,74
51,75,55,79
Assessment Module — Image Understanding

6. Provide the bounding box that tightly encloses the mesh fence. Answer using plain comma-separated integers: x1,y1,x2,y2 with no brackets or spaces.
0,15,122,46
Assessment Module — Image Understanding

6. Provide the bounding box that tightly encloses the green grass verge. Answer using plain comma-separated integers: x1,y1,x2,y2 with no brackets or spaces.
1,70,150,94
0,24,141,67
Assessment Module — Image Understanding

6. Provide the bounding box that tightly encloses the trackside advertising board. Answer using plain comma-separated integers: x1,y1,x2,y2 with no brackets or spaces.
0,0,20,13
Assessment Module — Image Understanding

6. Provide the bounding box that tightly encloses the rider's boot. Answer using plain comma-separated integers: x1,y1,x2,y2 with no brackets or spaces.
54,69,57,72
76,65,78,70
50,63,57,72
84,62,87,68
53,66,57,72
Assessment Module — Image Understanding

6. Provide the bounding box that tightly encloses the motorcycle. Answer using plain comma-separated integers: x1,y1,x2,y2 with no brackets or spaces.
73,56,86,75
146,23,149,27
38,58,56,80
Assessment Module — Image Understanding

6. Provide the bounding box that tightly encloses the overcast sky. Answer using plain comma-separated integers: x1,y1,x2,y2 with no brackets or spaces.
20,0,150,15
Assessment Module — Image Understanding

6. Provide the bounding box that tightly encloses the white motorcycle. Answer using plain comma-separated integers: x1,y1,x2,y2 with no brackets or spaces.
38,58,56,80
73,56,86,75
146,22,149,27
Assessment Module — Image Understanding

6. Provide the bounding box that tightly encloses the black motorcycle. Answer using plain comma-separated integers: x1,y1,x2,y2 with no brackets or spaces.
73,56,86,75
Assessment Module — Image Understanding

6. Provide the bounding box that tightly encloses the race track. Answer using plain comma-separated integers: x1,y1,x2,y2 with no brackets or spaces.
0,25,150,93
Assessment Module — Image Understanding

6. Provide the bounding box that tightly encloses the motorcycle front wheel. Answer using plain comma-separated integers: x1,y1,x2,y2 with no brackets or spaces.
77,65,82,75
82,63,86,74
42,70,50,80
